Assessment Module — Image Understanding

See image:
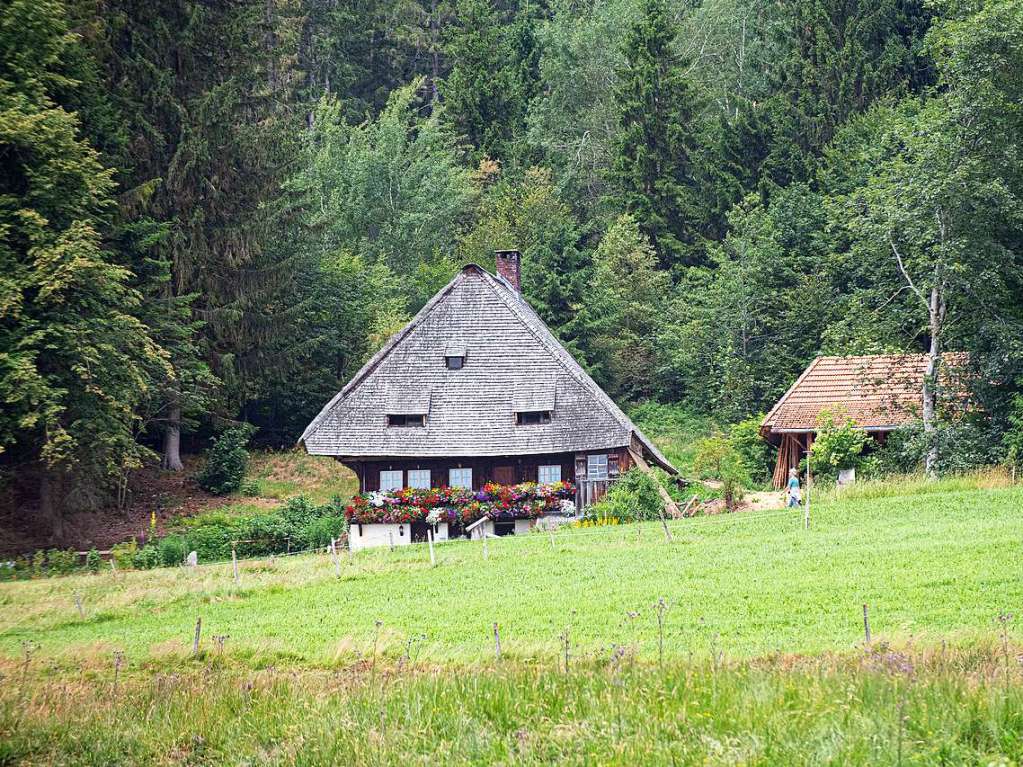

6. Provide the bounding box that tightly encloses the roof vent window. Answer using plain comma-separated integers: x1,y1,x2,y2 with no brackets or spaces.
444,342,466,370
515,410,552,426
388,414,426,427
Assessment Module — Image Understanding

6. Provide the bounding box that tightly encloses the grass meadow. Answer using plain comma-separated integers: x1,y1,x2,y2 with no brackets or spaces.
1,478,1022,763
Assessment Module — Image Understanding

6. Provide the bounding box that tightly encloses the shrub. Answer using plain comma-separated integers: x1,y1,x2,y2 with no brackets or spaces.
728,415,773,485
111,539,138,570
85,548,101,573
158,535,188,567
877,418,1002,476
587,469,662,523
197,424,256,495
300,515,346,549
693,435,749,510
132,544,161,570
239,478,262,496
807,411,869,481
46,549,78,575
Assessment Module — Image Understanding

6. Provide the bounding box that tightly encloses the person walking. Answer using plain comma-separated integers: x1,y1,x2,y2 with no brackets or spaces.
786,468,802,508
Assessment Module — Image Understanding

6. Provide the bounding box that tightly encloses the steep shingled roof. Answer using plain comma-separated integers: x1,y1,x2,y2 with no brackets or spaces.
301,264,676,473
761,353,968,434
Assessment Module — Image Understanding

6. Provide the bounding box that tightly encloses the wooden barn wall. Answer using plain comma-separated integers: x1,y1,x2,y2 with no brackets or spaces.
346,447,632,493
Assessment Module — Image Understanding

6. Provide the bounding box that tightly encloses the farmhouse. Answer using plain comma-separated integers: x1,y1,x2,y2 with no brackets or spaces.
761,354,967,488
301,250,677,548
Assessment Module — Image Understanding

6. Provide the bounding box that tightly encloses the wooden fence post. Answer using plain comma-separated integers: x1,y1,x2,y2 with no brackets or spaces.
863,604,871,644
232,545,239,585
192,617,202,656
388,532,394,552
493,622,501,659
482,532,489,560
330,538,341,578
428,529,436,567
74,592,85,619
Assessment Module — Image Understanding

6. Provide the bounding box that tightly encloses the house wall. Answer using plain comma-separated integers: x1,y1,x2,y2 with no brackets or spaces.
345,448,633,494
348,521,450,552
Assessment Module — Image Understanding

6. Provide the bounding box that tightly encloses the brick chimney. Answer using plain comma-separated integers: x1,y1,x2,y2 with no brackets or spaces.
495,249,521,292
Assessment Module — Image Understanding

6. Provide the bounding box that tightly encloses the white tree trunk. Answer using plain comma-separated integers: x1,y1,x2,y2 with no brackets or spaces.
162,403,184,471
922,283,945,478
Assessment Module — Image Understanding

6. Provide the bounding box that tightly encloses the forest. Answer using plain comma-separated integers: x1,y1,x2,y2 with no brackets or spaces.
2,0,1023,539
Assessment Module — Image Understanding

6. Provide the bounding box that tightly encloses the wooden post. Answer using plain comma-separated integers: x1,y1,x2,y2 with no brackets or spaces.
192,617,202,656
863,604,871,644
493,622,501,659
110,557,117,575
388,532,394,552
548,525,555,551
803,447,811,531
74,592,85,619
330,538,341,578
428,529,436,567
482,532,489,560
232,545,239,585
680,495,699,518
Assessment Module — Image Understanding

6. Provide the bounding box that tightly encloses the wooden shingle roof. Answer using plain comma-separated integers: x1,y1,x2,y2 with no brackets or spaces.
761,354,967,434
301,264,676,473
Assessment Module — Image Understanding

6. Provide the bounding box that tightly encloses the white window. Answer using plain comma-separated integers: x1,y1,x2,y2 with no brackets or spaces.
449,467,472,488
379,470,403,491
538,464,561,484
408,469,431,489
587,454,609,480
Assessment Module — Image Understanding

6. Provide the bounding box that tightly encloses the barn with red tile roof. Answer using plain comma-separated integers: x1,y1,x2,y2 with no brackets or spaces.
761,354,968,487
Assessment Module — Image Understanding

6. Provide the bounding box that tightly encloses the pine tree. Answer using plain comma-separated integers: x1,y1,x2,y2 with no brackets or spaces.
611,0,703,269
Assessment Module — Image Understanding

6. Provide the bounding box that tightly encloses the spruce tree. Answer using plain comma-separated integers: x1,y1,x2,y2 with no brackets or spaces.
611,0,703,269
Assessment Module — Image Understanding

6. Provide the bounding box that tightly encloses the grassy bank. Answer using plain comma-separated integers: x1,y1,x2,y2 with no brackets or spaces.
2,645,1021,765
1,483,1020,666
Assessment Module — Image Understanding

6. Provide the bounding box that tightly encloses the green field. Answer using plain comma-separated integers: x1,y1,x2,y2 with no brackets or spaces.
2,482,1020,664
2,481,1022,764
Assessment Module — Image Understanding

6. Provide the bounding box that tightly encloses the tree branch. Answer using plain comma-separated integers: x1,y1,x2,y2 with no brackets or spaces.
888,230,929,311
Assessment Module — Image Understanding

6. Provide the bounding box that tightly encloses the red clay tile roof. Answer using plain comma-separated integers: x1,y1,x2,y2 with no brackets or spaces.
761,354,967,434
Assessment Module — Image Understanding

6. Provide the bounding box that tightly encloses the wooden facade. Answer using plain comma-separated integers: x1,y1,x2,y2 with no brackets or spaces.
345,447,634,508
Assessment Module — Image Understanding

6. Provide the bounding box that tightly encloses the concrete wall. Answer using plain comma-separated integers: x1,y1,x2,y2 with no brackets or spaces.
349,522,449,552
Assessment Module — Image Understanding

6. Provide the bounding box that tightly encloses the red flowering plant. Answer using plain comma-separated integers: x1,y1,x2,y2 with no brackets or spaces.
344,481,576,525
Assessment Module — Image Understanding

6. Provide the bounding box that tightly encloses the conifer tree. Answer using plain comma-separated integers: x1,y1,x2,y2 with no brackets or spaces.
611,0,703,269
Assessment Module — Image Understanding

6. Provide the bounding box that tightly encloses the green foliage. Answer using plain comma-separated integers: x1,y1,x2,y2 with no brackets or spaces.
1004,395,1023,469
177,495,346,561
578,215,669,400
110,539,138,571
85,548,101,573
807,411,870,480
459,167,586,337
197,425,256,496
132,545,161,570
611,0,703,268
587,469,662,523
693,435,749,509
728,415,773,486
44,549,78,575
157,535,188,568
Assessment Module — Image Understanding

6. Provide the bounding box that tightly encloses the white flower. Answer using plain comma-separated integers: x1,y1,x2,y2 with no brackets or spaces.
369,491,387,508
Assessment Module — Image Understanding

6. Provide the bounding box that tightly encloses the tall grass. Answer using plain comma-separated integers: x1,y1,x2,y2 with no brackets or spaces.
2,645,1021,765
813,467,1014,504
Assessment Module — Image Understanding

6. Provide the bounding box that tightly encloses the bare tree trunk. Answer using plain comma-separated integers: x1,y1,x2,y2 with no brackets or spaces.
162,403,184,471
923,282,945,477
39,470,65,543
